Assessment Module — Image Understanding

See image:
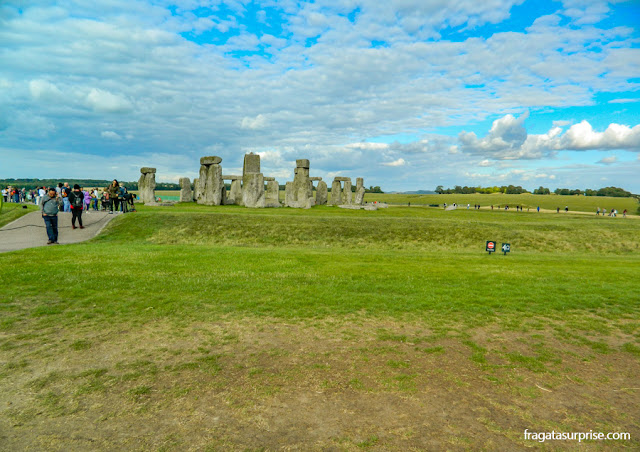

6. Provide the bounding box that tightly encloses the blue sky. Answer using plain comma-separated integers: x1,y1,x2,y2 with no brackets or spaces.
1,0,639,192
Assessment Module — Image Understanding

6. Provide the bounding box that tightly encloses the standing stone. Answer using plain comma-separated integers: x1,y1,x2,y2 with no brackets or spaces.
192,178,199,201
316,180,328,205
286,158,314,208
138,167,157,204
330,179,342,206
285,182,294,207
355,177,365,205
241,153,265,208
343,179,352,205
179,177,193,202
195,156,224,206
265,180,281,207
227,179,242,205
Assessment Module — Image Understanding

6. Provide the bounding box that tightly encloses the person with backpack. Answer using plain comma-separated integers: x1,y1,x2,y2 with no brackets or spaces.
68,184,85,229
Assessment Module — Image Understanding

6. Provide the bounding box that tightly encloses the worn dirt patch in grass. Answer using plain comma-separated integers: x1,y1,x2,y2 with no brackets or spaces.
0,316,638,451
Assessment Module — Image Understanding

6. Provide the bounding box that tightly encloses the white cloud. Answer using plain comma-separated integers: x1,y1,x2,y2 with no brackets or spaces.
459,113,640,159
608,98,639,104
597,155,617,165
381,158,407,167
29,79,63,101
101,131,122,140
241,114,268,130
85,88,132,113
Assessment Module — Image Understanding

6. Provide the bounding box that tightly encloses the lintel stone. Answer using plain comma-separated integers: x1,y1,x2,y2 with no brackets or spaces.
263,177,275,181
222,175,242,180
200,156,222,165
309,177,322,181
334,177,351,182
296,159,310,168
140,167,156,174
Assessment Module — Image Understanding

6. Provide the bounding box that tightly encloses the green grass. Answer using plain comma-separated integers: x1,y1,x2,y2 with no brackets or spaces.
141,191,639,213
0,202,38,228
1,203,638,450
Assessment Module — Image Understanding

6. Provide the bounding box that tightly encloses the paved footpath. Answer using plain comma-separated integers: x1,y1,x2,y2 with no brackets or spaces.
0,211,119,253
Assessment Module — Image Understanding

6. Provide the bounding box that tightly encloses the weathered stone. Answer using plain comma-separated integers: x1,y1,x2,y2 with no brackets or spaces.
242,172,265,208
334,177,351,182
315,181,328,205
343,180,352,205
285,182,294,207
356,177,364,191
265,180,281,207
286,160,314,208
192,178,199,201
205,164,224,205
338,204,361,210
200,156,222,165
226,179,242,205
309,177,322,181
179,177,193,203
222,175,242,180
243,153,261,174
355,186,366,205
330,180,342,206
196,163,224,205
364,204,378,211
263,177,275,182
138,168,157,203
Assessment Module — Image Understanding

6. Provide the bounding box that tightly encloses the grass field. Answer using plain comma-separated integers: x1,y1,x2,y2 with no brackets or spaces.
1,202,639,450
145,190,639,213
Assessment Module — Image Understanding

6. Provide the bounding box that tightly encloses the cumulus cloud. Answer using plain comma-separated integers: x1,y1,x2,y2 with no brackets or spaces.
101,131,122,140
381,158,407,167
85,89,132,113
241,114,268,130
459,113,640,159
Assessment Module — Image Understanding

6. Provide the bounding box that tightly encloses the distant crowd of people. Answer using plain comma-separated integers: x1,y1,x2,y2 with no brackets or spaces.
2,180,137,245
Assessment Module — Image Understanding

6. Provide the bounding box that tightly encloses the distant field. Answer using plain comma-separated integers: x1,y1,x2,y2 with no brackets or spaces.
146,189,638,213
1,204,638,450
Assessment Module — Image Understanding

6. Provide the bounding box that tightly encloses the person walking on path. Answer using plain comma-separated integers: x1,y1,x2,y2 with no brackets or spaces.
68,184,85,229
41,187,60,244
83,188,92,213
107,180,120,214
61,182,71,212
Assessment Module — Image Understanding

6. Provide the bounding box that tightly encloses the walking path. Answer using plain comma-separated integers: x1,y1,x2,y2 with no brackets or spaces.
0,211,118,253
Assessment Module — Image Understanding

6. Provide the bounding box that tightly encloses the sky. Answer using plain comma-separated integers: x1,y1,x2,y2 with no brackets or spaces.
1,0,639,192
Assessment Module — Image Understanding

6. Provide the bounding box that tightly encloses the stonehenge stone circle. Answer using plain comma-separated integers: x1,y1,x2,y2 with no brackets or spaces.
179,177,193,202
138,167,157,203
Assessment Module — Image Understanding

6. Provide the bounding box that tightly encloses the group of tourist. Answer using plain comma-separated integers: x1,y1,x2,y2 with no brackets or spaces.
596,207,627,217
35,180,135,245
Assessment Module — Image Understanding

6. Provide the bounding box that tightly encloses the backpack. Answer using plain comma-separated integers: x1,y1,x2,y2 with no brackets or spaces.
71,191,84,208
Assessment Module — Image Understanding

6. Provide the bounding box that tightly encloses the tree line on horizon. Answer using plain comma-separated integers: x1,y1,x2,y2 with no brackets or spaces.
435,185,634,198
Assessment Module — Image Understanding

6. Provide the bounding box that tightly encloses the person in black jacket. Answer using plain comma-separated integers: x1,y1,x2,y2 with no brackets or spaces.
68,184,85,229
